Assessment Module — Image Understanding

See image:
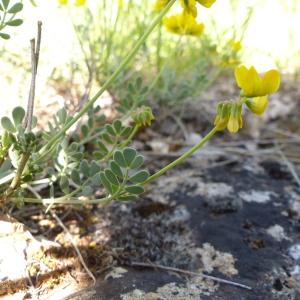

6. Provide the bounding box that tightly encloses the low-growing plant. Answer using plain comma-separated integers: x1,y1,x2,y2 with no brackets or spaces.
52,0,250,116
0,0,280,209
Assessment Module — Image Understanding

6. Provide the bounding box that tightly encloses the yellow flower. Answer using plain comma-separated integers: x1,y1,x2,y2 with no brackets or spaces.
118,0,124,9
75,0,86,6
196,0,216,8
245,96,269,115
235,65,280,98
230,40,242,52
163,13,204,37
58,0,86,6
153,0,169,11
180,0,197,17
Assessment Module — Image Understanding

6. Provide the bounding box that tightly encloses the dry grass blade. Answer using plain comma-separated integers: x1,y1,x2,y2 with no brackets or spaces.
130,261,252,290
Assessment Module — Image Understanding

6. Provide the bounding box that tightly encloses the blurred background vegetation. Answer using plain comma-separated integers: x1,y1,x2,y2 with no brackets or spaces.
0,0,299,123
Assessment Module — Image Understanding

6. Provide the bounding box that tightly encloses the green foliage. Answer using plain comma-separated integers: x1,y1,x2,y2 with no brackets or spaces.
53,0,248,119
0,0,23,39
0,0,253,209
0,101,152,204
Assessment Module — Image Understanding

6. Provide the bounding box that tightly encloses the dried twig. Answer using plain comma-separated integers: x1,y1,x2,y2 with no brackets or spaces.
24,21,42,132
51,211,96,285
130,261,252,290
270,128,300,142
277,145,300,189
25,184,96,285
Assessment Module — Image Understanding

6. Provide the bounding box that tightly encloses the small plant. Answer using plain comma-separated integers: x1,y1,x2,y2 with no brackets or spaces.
0,0,280,209
51,0,248,117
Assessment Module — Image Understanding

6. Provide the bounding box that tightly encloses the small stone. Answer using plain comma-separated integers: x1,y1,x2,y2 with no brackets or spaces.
105,267,128,280
266,225,289,242
239,190,273,203
289,244,300,261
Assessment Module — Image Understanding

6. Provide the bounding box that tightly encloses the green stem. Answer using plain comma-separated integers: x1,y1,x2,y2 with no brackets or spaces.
78,130,103,146
8,128,218,206
0,10,7,31
120,124,139,148
156,21,162,72
144,127,218,184
37,0,177,162
3,152,30,200
9,195,113,205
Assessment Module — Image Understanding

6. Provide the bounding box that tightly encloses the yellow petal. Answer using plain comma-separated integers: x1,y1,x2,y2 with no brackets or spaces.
196,0,216,8
235,65,254,96
227,115,239,133
153,0,169,11
235,65,265,97
247,66,262,96
163,13,204,37
238,115,243,129
246,96,269,115
261,70,281,95
235,65,248,90
180,0,197,17
231,41,242,52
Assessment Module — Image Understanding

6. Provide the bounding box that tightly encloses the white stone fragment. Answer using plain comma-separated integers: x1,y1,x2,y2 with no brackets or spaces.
266,225,289,242
289,244,300,261
239,190,274,203
105,267,128,280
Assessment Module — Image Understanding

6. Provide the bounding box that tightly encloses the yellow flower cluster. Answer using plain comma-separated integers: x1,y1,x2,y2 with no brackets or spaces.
163,13,204,36
153,0,170,11
179,0,216,16
155,0,216,37
58,0,86,6
214,101,243,133
214,65,280,133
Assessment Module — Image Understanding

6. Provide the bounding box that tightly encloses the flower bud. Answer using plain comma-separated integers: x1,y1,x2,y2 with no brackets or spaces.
214,101,243,134
131,106,155,127
214,101,231,131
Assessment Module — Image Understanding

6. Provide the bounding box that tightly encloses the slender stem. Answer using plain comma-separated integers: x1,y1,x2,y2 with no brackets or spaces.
3,152,30,200
37,0,177,162
8,128,218,205
9,195,113,205
156,21,162,73
144,127,218,184
78,129,104,146
0,10,7,31
130,261,252,290
120,125,139,148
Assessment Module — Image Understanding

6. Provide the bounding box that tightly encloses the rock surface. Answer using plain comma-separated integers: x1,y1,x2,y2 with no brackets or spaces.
85,158,300,300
